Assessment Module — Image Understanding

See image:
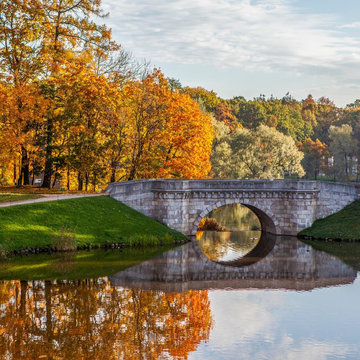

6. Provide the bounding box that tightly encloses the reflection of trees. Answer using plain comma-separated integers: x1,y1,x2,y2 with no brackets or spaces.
208,204,261,231
198,231,261,262
51,251,77,274
0,280,213,359
197,231,231,261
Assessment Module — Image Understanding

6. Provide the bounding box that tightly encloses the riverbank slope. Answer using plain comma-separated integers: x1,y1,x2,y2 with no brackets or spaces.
298,200,360,241
0,196,187,252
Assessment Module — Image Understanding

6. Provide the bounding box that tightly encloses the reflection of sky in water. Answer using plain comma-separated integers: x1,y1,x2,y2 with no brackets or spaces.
189,276,360,360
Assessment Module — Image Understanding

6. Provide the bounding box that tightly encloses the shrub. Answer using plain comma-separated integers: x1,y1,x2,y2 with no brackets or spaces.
163,232,175,244
0,243,9,260
52,227,77,251
197,218,227,231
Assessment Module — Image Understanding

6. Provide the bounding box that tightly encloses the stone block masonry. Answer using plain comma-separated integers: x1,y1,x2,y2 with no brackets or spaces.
106,179,358,237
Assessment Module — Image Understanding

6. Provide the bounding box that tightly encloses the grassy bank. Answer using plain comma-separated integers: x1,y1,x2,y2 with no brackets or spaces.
298,200,360,241
0,196,187,252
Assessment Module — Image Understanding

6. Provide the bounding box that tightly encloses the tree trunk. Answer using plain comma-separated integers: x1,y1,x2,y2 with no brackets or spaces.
52,175,57,188
111,167,116,183
45,281,53,348
13,161,17,185
345,154,349,182
85,172,89,191
17,154,23,187
67,166,70,190
19,147,30,185
93,174,96,192
78,172,83,191
42,119,53,188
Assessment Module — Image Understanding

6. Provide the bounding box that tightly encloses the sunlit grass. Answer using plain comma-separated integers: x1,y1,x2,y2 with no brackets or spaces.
0,196,187,251
0,185,95,195
0,193,43,203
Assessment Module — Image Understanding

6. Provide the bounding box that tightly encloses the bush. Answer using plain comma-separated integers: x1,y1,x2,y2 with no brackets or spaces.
52,227,77,251
197,218,227,231
0,243,9,260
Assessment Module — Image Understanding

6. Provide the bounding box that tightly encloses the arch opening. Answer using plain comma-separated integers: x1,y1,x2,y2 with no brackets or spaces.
195,202,277,236
195,203,277,266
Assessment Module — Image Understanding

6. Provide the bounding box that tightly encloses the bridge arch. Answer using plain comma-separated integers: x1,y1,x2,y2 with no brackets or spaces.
192,198,279,237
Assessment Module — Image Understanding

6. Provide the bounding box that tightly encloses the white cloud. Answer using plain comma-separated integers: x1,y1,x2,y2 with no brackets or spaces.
100,0,360,105
102,0,360,73
340,22,360,29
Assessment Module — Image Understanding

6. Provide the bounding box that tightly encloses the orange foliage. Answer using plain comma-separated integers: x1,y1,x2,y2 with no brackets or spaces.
298,138,329,159
0,280,213,359
114,70,215,181
214,103,239,132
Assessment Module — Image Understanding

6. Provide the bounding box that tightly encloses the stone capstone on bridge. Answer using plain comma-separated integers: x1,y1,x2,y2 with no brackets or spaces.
106,179,358,237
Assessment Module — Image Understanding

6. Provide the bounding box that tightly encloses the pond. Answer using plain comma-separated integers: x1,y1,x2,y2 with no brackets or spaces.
0,205,360,359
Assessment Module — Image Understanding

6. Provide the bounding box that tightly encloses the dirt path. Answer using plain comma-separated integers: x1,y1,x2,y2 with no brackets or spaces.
0,193,109,208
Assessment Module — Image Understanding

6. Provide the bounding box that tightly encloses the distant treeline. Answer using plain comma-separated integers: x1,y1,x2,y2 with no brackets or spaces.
175,83,360,182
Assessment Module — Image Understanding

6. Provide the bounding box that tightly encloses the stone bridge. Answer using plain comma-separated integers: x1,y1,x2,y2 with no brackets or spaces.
109,237,357,292
106,179,358,237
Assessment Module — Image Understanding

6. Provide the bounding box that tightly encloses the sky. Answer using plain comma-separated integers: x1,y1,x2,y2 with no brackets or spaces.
100,0,360,107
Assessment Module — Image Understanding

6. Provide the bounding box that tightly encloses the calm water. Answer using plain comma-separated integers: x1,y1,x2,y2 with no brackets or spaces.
0,234,360,359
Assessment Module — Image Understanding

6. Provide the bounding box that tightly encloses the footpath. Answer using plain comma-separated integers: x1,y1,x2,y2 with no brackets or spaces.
0,193,109,208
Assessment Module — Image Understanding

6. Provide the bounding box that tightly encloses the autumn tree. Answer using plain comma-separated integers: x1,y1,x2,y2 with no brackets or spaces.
210,118,234,178
214,103,239,132
328,125,358,182
0,0,46,185
233,125,305,179
313,97,340,144
298,138,329,179
183,86,221,113
109,70,215,181
38,0,118,188
232,100,268,129
212,125,304,179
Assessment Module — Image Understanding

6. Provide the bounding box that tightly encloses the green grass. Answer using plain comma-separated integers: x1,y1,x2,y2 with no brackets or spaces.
0,196,187,251
0,193,43,203
0,185,94,194
0,246,173,281
302,240,360,271
298,200,360,240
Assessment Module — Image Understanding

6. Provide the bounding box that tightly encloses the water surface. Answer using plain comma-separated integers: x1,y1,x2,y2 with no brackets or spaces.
0,235,360,359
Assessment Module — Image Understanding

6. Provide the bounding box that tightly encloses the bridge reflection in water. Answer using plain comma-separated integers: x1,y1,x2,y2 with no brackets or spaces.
109,235,357,292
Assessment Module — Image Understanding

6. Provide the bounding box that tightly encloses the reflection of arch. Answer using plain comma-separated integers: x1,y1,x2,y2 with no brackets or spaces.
192,232,277,269
193,199,278,236
216,232,277,267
